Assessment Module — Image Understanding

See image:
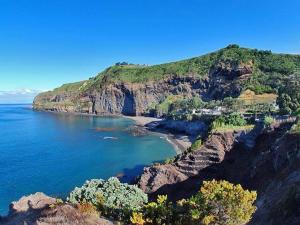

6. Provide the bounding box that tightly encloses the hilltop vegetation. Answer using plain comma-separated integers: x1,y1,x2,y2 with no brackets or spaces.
52,45,300,94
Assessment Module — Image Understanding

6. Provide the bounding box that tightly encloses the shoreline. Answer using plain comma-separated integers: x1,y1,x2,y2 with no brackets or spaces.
123,116,191,154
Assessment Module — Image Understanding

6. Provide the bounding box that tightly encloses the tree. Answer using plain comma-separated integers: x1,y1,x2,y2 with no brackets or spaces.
277,76,300,115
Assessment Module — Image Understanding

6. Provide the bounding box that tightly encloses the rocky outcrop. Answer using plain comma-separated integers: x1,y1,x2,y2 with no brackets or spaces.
246,126,300,225
139,119,300,225
156,119,208,136
34,76,206,115
1,193,114,225
206,60,253,99
138,128,260,198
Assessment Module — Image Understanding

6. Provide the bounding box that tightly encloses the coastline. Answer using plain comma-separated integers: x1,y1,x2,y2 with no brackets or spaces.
124,116,191,154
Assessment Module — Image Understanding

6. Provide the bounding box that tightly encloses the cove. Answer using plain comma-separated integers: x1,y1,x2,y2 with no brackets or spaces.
0,104,176,215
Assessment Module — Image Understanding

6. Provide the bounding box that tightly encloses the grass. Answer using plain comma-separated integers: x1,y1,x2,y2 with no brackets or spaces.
238,89,277,105
212,125,255,133
52,81,86,93
81,45,300,95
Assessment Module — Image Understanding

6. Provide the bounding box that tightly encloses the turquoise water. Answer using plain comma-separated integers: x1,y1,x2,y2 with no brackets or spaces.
0,104,175,215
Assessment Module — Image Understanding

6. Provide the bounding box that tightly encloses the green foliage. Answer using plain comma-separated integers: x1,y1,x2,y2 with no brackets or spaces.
68,177,148,220
140,195,173,225
277,75,300,115
199,180,257,225
212,113,247,130
290,119,300,134
263,116,275,127
154,95,183,117
131,180,257,225
85,46,300,88
164,157,176,164
53,81,86,93
189,139,203,152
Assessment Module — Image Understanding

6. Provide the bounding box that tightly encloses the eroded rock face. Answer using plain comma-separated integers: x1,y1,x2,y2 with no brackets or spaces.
140,120,300,225
138,130,257,198
207,60,253,99
1,192,114,225
139,164,188,194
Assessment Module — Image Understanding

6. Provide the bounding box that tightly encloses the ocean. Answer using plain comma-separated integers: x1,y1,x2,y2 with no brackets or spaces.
0,104,176,215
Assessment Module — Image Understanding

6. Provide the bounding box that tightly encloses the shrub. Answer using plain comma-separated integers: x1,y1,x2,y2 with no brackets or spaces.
212,113,247,130
77,203,99,216
130,212,146,225
131,180,257,225
164,157,175,164
189,139,203,152
134,195,173,225
199,180,257,225
68,177,148,220
263,116,275,127
290,119,300,134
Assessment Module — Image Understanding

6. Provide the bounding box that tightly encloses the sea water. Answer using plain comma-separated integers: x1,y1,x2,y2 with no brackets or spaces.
0,104,176,215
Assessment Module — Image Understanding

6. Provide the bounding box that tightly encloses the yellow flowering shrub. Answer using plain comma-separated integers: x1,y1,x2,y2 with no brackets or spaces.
200,180,257,225
131,212,145,225
130,180,257,225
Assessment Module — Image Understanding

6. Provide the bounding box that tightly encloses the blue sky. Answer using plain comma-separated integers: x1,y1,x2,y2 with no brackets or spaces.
0,0,300,103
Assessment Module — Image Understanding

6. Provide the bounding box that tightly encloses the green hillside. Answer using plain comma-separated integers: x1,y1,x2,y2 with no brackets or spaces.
43,45,300,99
73,45,299,93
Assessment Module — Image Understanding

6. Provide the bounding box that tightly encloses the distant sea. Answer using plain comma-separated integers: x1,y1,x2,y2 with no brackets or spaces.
0,104,175,215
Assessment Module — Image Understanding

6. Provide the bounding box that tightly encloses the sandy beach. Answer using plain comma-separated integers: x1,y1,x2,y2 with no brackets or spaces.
124,116,192,153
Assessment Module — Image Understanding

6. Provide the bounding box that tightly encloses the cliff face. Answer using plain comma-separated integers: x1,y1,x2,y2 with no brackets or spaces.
138,128,261,198
33,62,253,115
34,45,279,115
34,76,207,115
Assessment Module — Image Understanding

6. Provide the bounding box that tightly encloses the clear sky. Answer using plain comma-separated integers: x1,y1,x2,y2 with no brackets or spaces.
0,0,300,103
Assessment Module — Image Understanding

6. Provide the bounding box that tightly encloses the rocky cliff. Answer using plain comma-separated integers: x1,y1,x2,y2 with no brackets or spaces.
33,45,300,115
138,119,300,225
138,126,262,198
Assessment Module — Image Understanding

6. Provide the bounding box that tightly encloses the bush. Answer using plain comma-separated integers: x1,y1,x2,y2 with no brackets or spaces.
212,113,247,130
263,116,275,127
189,139,203,152
131,180,257,225
164,157,176,164
68,177,148,220
131,195,173,225
277,76,300,115
199,180,257,225
290,119,300,134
